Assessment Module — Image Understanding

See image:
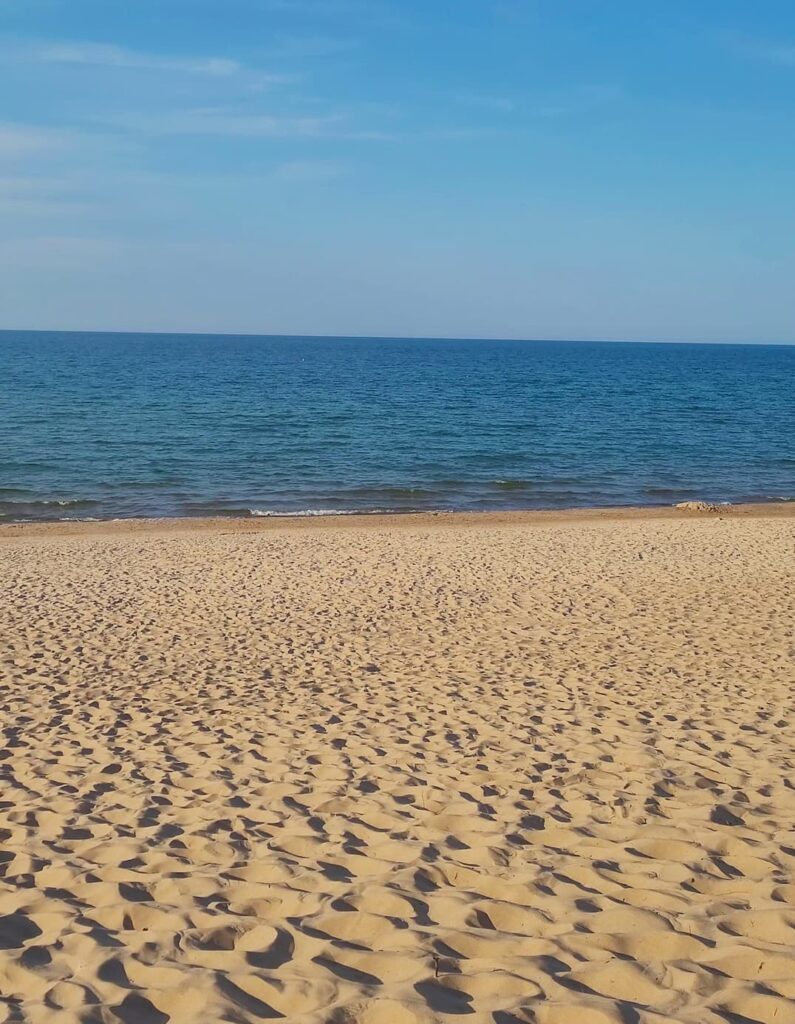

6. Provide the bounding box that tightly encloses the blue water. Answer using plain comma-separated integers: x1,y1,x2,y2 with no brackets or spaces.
0,331,792,521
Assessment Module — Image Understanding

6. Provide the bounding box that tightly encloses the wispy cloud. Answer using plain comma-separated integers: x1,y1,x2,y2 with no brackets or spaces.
453,85,620,122
455,93,515,113
729,36,795,67
99,107,397,141
6,39,293,89
260,0,377,15
272,158,347,180
530,84,623,118
33,41,243,76
0,175,70,194
268,34,358,59
0,234,120,271
0,122,66,157
0,175,94,217
259,0,409,30
102,108,343,138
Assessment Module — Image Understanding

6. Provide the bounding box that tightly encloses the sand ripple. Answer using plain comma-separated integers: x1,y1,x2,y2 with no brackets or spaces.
1,513,794,1022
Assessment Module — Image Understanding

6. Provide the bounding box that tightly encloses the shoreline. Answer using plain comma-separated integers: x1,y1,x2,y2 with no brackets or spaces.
1,498,793,539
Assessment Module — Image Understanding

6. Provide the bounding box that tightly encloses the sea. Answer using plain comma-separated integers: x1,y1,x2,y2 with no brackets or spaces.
1,331,792,522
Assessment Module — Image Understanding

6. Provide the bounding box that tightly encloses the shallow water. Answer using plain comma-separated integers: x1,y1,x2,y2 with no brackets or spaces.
1,331,792,520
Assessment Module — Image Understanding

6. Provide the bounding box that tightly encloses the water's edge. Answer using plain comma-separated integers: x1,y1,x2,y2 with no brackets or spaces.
2,500,794,536
1,498,793,524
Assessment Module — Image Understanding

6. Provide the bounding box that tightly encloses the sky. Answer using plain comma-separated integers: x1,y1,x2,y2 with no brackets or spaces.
1,0,794,342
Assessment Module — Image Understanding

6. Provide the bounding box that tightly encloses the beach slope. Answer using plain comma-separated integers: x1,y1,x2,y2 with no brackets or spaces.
1,509,794,1023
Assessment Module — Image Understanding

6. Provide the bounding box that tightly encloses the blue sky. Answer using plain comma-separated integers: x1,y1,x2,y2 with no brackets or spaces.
1,0,794,341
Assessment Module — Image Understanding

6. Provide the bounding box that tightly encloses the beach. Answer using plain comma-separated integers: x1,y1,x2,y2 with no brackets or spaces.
1,505,794,1023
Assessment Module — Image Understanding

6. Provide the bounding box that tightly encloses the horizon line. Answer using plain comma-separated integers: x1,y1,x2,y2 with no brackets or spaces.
1,327,794,347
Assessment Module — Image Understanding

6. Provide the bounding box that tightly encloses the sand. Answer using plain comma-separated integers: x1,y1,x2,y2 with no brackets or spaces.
1,506,794,1024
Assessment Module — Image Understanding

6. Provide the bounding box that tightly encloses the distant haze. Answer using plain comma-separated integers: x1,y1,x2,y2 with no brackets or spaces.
1,0,794,343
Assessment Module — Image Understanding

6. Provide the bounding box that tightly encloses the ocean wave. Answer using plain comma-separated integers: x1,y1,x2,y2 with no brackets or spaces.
0,498,103,522
29,498,98,507
250,508,385,517
493,479,532,491
174,503,399,519
0,498,100,511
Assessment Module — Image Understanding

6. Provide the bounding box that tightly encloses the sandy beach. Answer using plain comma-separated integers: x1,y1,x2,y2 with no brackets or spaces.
1,505,794,1024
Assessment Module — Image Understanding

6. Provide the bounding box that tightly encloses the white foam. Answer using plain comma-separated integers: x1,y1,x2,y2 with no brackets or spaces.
249,508,360,517
39,499,91,507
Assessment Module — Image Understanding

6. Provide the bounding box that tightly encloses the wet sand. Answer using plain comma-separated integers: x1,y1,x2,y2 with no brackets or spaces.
1,506,794,1023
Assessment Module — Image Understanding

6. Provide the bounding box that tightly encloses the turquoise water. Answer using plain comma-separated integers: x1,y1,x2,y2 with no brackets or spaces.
0,331,792,521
